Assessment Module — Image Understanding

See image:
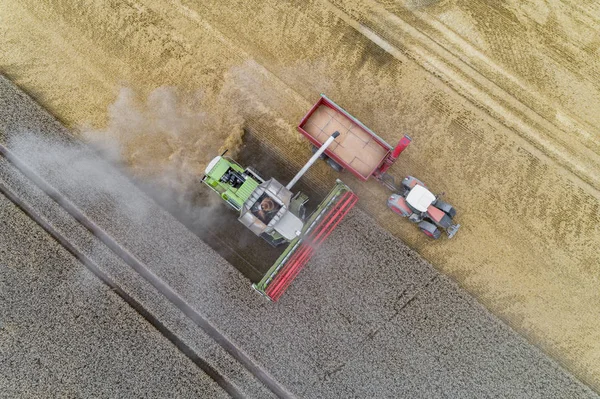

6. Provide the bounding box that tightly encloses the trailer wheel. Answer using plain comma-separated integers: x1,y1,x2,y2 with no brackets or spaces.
311,145,328,160
418,221,441,239
326,158,344,172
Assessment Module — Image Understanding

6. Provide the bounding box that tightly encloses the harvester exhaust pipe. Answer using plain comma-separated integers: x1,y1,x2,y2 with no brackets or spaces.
286,131,340,190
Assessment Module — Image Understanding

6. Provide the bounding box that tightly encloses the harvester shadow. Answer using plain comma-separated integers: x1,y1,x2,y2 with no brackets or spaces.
138,128,326,283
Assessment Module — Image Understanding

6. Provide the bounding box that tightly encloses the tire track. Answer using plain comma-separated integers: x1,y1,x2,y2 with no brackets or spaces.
0,179,242,398
324,0,600,195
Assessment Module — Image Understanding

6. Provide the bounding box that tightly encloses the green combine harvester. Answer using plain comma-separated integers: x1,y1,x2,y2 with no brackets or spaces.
202,132,357,301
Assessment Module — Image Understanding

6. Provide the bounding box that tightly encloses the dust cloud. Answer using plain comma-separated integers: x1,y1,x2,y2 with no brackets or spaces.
8,131,154,222
80,61,296,199
71,62,289,261
82,85,244,195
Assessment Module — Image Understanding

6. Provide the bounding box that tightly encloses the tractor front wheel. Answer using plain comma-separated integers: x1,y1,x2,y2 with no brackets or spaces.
418,221,441,239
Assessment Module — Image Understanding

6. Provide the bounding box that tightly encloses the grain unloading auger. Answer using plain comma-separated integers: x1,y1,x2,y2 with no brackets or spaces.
202,132,357,301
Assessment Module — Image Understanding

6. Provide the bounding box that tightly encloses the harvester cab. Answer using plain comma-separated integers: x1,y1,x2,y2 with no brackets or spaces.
202,156,306,246
202,132,358,301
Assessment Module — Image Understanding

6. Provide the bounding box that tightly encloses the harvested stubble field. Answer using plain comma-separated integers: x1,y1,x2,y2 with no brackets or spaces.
1,0,599,390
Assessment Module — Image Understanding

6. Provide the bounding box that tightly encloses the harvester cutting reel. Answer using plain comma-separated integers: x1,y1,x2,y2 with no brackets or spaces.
387,176,461,239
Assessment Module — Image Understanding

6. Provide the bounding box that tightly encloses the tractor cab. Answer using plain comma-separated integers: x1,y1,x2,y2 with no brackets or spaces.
405,184,436,213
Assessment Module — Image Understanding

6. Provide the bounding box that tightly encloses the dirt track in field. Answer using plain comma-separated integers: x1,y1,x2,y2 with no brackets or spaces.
1,0,599,390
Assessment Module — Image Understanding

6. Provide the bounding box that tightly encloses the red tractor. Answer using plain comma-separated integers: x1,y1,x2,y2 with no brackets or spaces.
388,176,460,239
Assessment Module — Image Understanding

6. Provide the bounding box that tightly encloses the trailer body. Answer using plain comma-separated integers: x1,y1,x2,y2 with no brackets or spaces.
298,95,411,184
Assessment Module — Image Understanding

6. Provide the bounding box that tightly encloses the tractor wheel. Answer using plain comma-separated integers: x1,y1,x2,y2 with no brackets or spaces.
434,200,456,219
418,221,441,239
326,157,344,172
311,145,328,160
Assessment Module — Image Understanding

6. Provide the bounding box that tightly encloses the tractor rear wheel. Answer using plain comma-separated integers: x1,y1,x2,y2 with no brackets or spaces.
434,200,456,219
418,221,441,239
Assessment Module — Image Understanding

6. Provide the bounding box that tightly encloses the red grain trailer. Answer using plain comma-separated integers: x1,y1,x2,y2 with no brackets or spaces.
297,94,411,190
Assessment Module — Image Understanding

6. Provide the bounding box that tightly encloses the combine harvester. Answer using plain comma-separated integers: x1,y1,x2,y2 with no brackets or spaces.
202,94,459,301
202,132,357,301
